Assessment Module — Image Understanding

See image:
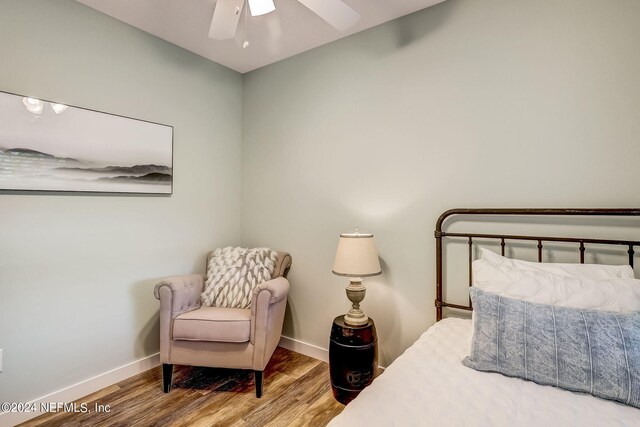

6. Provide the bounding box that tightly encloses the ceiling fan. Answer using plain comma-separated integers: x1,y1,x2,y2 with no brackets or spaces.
209,0,360,40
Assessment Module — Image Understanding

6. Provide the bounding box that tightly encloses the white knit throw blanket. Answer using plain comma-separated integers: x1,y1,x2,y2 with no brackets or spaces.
201,246,278,309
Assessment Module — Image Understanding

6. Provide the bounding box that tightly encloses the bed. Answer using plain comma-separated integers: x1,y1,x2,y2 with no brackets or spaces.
329,208,640,427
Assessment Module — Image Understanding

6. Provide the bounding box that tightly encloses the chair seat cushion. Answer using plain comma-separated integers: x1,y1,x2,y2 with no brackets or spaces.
173,307,251,343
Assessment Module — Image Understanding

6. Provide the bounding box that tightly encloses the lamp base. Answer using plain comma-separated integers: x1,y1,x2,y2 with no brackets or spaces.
344,278,368,326
344,311,368,326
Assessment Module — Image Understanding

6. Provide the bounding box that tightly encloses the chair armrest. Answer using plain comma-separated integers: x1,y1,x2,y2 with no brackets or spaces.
251,276,290,306
250,277,290,370
154,274,205,317
154,274,204,364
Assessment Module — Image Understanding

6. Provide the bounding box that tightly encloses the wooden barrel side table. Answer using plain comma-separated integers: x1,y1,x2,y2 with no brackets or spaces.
329,315,378,405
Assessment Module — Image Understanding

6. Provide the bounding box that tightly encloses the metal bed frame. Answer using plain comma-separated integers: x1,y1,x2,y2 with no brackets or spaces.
435,208,640,321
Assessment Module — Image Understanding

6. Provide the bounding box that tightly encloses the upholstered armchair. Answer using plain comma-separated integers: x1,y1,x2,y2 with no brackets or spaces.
153,251,292,397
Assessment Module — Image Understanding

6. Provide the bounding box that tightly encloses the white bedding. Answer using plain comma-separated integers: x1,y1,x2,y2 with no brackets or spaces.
328,318,639,427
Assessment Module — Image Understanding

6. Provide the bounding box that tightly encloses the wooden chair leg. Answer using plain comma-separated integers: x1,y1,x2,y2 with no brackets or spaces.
162,364,173,393
254,370,263,398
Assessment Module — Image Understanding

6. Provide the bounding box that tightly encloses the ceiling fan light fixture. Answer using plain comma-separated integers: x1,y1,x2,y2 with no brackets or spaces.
248,0,275,17
22,97,44,114
50,103,68,114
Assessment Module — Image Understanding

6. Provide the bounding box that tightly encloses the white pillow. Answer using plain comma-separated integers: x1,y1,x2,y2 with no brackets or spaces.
479,247,635,279
472,258,640,312
202,246,277,309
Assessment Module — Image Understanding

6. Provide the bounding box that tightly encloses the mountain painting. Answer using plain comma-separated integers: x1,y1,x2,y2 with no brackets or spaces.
0,91,173,194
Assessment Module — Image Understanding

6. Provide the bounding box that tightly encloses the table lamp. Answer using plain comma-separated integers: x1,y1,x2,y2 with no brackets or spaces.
332,229,382,326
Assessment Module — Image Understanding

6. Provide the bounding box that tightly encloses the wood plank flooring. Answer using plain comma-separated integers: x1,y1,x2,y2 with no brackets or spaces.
19,347,344,427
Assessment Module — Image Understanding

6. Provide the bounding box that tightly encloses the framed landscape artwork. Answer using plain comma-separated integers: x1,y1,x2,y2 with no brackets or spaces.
0,90,173,194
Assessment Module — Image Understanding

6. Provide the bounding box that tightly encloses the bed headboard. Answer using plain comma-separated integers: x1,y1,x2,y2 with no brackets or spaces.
435,208,640,321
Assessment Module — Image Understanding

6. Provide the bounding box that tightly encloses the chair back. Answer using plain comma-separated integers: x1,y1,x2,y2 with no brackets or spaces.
271,252,292,279
205,250,292,280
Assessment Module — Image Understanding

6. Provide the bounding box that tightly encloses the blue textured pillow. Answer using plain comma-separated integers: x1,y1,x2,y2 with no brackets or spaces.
463,287,640,409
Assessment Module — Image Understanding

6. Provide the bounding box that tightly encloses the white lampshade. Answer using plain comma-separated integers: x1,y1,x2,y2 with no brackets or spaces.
332,232,381,277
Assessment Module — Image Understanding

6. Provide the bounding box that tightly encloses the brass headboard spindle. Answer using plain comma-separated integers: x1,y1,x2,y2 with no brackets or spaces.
468,237,473,308
537,240,543,262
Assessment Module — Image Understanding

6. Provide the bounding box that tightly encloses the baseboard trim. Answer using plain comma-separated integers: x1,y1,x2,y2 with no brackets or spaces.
0,353,160,427
2,337,337,426
278,335,329,362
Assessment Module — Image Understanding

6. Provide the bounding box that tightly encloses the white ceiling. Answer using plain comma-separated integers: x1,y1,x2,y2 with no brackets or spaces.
76,0,446,73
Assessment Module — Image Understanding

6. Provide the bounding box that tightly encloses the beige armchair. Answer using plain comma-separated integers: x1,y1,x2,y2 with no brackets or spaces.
153,251,292,397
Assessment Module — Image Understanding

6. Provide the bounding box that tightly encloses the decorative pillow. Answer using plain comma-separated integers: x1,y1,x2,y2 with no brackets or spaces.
463,287,640,409
472,258,640,312
201,246,278,309
480,247,635,279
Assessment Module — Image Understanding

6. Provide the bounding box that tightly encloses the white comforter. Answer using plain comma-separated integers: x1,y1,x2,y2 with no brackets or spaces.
328,318,639,427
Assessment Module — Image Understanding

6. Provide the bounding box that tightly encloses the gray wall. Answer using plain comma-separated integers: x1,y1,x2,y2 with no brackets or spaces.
0,0,242,402
242,0,640,365
3,0,640,405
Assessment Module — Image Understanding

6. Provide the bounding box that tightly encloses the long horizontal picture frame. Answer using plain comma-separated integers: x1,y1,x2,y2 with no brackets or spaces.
0,90,173,194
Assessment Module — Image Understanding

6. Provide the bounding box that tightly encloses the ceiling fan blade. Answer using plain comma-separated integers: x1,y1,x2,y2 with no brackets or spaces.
209,0,245,40
297,0,360,31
